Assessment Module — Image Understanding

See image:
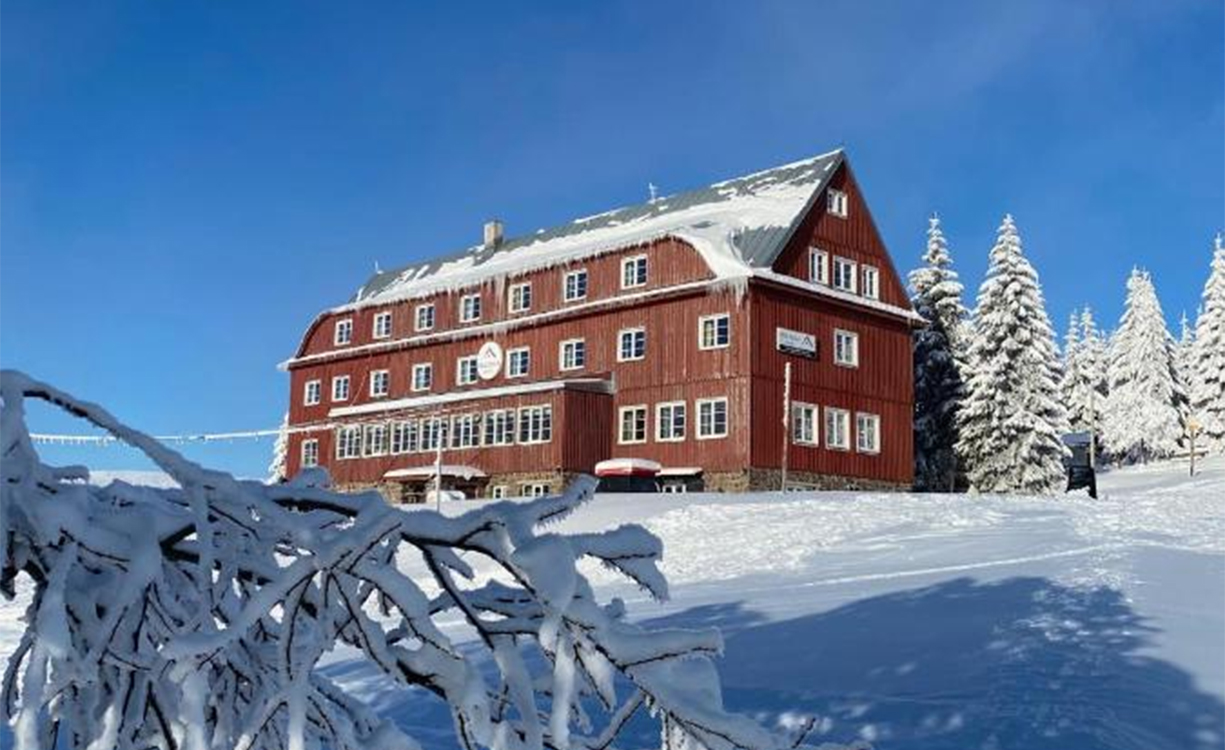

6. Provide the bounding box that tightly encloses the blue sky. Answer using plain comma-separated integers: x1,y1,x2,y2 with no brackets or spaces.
2,0,1222,477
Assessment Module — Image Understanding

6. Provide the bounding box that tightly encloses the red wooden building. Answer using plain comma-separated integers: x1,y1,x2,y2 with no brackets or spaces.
281,149,921,499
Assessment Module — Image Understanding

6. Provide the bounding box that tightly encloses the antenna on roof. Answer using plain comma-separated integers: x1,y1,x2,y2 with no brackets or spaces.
648,182,659,203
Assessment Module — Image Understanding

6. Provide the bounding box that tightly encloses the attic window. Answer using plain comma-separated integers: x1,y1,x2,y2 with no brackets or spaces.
827,189,848,218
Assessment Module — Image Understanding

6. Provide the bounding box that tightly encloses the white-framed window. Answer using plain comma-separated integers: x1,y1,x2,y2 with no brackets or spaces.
862,265,880,300
391,420,418,454
619,405,648,444
559,339,586,371
301,439,319,468
621,255,648,289
419,418,446,453
521,483,550,498
303,379,321,406
809,248,829,285
699,314,731,350
697,398,729,439
415,304,436,332
509,282,532,314
460,294,481,323
490,485,509,500
792,402,819,446
507,347,531,378
335,425,362,460
564,269,588,302
334,319,353,346
825,407,851,451
656,401,687,442
484,409,516,446
827,188,848,218
661,481,687,494
517,405,552,444
833,257,858,293
370,369,390,398
373,311,393,339
457,355,479,385
412,363,433,391
332,375,351,402
618,327,647,362
857,413,881,454
451,414,481,449
834,329,860,367
364,423,389,457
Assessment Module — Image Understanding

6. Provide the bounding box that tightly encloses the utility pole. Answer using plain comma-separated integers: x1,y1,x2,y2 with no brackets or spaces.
780,362,791,493
434,411,444,511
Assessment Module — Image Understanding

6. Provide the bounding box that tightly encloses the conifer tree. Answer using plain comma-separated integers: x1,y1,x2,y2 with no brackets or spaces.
909,214,968,491
1059,309,1082,422
956,215,1068,493
267,412,289,483
1103,270,1184,462
1191,234,1225,453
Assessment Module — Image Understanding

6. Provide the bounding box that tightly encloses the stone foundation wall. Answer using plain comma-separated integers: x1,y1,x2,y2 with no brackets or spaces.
705,469,910,493
339,469,910,501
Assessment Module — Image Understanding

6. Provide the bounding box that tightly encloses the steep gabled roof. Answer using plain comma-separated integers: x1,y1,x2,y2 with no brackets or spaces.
340,149,845,311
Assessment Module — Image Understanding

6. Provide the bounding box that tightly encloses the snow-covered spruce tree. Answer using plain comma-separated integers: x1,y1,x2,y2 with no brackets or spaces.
1059,309,1082,423
1191,234,1225,453
1173,312,1195,426
1102,270,1185,463
955,215,1068,494
908,214,968,491
267,411,289,483
1060,307,1109,442
0,370,864,750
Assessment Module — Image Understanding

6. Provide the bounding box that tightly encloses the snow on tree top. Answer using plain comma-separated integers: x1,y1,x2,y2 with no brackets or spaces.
340,150,845,311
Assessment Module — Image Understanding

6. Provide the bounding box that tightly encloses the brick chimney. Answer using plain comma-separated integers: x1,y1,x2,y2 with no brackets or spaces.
483,219,504,249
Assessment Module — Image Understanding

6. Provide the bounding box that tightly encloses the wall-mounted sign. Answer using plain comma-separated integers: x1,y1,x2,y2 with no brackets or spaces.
776,327,818,359
476,341,504,380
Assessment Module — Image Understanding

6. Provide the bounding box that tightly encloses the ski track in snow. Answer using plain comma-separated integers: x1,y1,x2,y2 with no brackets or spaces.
2,458,1223,750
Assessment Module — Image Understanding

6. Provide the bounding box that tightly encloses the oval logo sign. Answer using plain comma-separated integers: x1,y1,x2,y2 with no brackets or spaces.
476,341,503,380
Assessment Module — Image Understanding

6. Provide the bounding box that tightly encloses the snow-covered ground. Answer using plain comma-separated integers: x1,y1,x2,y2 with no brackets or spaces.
3,458,1222,749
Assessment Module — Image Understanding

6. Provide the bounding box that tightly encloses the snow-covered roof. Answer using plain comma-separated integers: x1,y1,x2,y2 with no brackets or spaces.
341,149,845,311
384,465,487,480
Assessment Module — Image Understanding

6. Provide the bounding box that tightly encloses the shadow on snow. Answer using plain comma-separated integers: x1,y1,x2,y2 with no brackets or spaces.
322,576,1223,750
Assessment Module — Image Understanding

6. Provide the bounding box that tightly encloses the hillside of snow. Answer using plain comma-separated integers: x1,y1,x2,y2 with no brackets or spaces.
3,458,1222,749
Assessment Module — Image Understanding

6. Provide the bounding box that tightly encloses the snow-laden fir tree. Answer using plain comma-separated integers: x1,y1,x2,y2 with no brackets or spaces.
267,411,289,483
956,214,1068,494
1061,307,1108,442
1174,312,1196,425
0,370,864,750
1059,310,1082,419
909,214,968,491
1190,234,1225,453
1102,269,1185,462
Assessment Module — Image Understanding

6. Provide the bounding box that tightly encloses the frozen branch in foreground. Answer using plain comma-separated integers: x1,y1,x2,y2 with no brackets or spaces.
0,370,864,750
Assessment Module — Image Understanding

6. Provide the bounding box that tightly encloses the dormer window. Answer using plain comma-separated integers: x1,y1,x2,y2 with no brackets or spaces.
334,319,353,346
827,188,848,218
509,282,532,314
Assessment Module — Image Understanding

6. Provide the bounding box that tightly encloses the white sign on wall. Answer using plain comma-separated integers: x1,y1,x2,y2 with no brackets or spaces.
776,327,818,359
476,341,504,380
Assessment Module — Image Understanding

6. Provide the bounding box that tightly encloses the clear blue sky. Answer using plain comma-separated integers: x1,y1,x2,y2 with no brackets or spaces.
3,0,1222,477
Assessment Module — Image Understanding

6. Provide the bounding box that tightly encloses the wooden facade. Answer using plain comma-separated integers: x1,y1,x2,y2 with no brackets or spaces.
283,157,918,498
